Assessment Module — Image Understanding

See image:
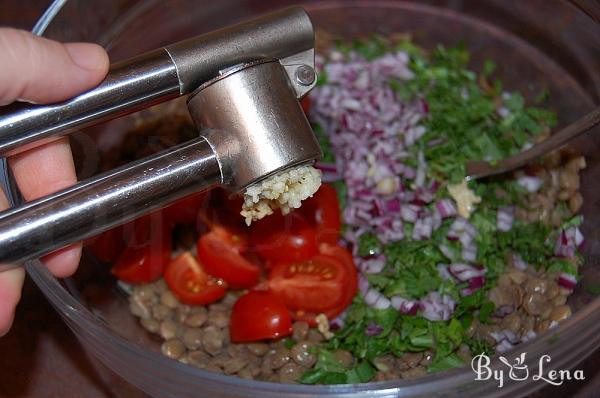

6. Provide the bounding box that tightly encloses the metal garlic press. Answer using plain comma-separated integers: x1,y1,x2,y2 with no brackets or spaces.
0,6,322,270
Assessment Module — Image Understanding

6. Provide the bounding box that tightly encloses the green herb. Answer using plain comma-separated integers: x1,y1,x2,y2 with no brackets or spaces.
358,233,383,257
316,68,328,86
387,41,557,182
313,123,335,163
283,337,296,349
299,348,376,384
466,338,495,357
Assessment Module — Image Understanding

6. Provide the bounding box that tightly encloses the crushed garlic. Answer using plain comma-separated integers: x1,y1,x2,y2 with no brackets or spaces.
447,180,481,219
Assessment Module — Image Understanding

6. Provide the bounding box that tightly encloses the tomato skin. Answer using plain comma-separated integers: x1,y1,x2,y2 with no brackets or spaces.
110,214,172,284
85,226,126,263
301,96,311,114
164,252,227,305
300,184,341,245
197,227,260,289
250,212,319,265
230,291,292,342
162,192,206,226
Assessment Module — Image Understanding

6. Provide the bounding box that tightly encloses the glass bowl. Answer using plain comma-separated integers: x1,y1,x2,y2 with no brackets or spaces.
16,1,600,397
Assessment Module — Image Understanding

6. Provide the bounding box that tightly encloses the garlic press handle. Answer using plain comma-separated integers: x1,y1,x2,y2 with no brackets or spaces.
0,6,314,154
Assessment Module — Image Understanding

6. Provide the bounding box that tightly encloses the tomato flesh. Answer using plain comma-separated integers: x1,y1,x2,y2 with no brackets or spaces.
268,254,349,313
164,252,226,305
110,214,171,284
268,244,358,326
197,227,260,289
230,291,292,342
300,184,341,245
250,212,318,265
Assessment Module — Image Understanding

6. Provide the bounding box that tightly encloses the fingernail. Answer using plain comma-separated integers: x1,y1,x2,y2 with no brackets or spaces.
65,43,108,72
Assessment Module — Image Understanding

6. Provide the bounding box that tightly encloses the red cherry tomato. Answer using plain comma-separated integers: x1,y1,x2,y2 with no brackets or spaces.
162,192,207,226
299,184,342,245
197,226,260,289
229,291,292,342
268,253,350,313
250,212,319,265
301,96,311,114
269,244,358,326
164,252,227,305
110,214,172,284
85,226,127,263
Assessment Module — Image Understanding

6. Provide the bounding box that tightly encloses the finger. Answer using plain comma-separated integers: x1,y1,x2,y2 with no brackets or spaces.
0,183,26,337
0,267,25,337
0,28,109,105
8,137,82,276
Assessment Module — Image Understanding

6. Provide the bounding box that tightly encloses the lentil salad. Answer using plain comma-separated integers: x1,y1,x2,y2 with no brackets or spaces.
87,36,585,384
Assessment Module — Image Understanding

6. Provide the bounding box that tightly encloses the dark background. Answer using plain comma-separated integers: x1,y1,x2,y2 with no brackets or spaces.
0,1,599,397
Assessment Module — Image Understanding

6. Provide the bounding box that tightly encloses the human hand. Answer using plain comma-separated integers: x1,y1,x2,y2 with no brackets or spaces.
0,28,109,336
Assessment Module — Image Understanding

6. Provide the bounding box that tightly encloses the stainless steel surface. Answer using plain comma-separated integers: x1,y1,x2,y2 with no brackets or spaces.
187,60,322,192
0,6,315,155
466,107,600,179
0,138,220,268
164,6,314,94
0,49,180,155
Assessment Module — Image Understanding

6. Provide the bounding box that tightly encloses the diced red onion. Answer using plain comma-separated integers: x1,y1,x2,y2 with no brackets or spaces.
448,263,486,282
390,295,419,314
461,245,477,262
517,175,543,193
512,253,528,271
521,330,537,343
497,206,515,232
358,274,370,295
419,292,456,321
364,287,391,309
329,310,348,330
385,198,401,213
361,255,386,274
401,205,419,223
558,273,577,290
495,304,515,317
496,340,515,354
461,276,485,296
436,263,452,280
491,329,519,344
365,322,385,336
435,199,457,219
554,226,583,258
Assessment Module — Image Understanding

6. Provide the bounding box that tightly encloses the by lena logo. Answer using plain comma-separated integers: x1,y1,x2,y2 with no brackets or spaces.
471,352,585,388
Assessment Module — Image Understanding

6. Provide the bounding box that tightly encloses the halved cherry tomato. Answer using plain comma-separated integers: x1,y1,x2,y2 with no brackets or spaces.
230,291,292,342
85,226,126,263
250,212,318,265
301,96,311,114
269,244,358,326
197,226,260,289
299,184,341,245
164,252,227,305
268,254,350,313
162,192,207,226
110,214,172,284
316,244,358,314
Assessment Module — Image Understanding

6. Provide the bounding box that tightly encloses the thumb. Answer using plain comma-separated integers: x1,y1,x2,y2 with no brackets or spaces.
0,28,109,106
